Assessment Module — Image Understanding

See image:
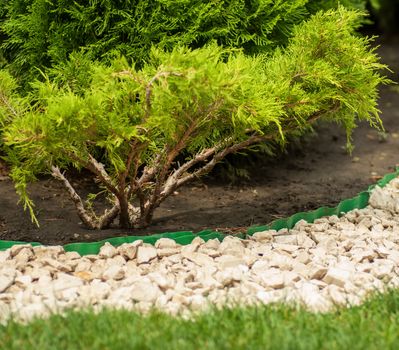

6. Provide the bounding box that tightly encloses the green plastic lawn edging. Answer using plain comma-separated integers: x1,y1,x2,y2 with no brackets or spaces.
1,168,398,255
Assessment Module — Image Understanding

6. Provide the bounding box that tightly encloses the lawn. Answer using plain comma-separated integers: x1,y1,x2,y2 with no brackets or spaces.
1,289,399,350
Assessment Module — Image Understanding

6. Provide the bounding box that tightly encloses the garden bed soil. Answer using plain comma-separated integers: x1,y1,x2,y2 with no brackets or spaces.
0,37,398,246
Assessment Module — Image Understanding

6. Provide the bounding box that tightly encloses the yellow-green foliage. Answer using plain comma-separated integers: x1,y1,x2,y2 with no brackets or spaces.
4,8,388,228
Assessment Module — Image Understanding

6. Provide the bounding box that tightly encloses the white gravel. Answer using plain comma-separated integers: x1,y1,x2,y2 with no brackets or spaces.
0,177,399,323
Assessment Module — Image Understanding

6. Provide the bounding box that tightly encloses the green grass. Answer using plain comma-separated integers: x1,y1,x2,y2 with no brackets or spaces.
1,290,399,350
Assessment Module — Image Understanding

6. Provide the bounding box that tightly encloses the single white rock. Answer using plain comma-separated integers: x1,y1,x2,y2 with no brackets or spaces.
137,246,157,264
387,252,399,265
258,269,285,289
269,253,294,271
14,248,34,264
99,242,117,259
219,237,245,257
317,237,338,254
130,280,161,303
102,265,125,281
155,238,178,249
251,231,274,243
117,243,138,260
203,239,221,250
75,259,93,273
323,268,352,287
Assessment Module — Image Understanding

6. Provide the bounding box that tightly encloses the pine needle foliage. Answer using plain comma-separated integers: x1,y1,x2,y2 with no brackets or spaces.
4,8,387,229
0,0,366,90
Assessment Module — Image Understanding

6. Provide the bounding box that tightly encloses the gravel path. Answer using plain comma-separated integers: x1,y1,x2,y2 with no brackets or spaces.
1,177,399,323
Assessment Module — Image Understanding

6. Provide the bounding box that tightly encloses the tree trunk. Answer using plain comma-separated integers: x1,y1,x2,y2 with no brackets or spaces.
118,197,131,229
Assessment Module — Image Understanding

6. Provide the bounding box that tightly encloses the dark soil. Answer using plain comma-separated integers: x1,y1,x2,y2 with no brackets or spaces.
1,38,398,246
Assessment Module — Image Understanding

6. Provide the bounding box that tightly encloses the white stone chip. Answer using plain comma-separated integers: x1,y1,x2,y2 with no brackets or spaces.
155,238,179,249
99,242,117,259
137,246,157,264
130,280,161,303
117,243,138,260
323,268,352,287
102,265,125,281
251,231,274,243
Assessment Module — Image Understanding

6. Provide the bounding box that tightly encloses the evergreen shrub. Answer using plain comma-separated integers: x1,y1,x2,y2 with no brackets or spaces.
4,9,387,229
0,0,366,90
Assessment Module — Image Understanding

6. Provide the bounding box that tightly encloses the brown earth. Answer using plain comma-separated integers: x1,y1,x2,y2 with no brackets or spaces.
0,37,398,246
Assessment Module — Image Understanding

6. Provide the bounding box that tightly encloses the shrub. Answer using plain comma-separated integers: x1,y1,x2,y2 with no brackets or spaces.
4,8,387,229
0,0,366,90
